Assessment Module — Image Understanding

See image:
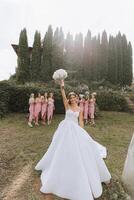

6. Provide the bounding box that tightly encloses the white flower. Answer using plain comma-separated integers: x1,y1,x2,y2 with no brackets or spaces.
52,69,68,81
85,91,90,95
79,94,84,98
92,92,97,96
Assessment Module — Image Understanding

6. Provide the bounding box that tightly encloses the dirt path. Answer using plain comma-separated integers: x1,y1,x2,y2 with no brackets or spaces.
1,163,33,200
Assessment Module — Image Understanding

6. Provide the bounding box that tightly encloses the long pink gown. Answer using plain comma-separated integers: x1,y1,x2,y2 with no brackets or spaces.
84,100,89,120
79,99,85,113
89,99,95,119
41,99,48,119
34,98,42,118
47,98,55,120
29,98,35,122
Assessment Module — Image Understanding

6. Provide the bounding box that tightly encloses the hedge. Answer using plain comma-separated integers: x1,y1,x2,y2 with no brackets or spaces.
0,81,129,118
96,91,128,112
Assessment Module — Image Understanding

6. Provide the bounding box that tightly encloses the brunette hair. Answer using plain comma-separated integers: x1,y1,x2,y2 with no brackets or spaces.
67,92,77,104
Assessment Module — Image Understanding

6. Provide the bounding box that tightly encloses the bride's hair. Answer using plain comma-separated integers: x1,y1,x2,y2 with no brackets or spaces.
67,92,77,104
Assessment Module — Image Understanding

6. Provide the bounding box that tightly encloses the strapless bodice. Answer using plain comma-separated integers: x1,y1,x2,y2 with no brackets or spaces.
65,109,79,124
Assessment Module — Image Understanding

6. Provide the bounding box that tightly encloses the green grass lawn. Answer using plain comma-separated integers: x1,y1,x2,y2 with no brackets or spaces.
0,111,134,199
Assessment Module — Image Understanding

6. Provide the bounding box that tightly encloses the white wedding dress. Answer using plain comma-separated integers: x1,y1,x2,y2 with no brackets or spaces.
35,108,111,200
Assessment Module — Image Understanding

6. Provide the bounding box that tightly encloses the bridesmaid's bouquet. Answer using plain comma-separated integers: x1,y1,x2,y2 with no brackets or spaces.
52,69,68,84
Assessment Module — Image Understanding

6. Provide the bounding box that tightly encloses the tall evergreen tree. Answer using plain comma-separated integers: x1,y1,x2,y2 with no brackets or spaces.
122,34,129,86
58,27,64,67
52,27,64,72
64,32,75,79
83,30,92,82
16,28,30,84
108,36,118,84
126,42,133,85
100,30,108,81
30,30,41,81
91,36,99,81
116,32,123,85
15,26,133,86
96,33,101,81
41,25,53,81
74,33,83,79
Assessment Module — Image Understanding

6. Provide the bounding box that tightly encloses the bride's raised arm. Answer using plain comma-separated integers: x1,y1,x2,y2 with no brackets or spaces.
60,80,69,110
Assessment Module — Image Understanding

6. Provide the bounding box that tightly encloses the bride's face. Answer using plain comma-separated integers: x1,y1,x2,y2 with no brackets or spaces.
69,95,76,104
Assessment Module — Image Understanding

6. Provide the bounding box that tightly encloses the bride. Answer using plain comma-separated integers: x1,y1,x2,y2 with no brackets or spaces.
35,80,111,200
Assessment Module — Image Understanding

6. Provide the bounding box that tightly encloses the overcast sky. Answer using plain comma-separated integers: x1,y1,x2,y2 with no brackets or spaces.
0,0,133,80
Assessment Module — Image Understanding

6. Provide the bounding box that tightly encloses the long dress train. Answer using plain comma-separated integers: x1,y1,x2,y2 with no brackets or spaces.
35,109,111,200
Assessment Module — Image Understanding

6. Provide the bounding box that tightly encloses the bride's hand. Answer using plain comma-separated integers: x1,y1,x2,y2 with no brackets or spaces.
60,79,64,87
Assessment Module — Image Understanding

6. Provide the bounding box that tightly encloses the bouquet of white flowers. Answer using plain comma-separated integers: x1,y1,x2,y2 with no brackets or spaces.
52,69,68,83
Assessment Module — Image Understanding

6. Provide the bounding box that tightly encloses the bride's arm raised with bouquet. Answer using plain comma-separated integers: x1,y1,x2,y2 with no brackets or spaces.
60,80,84,128
53,69,84,128
60,79,69,111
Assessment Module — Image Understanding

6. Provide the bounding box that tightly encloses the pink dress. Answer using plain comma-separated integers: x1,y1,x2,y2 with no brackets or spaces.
34,98,42,118
29,98,35,122
89,99,95,119
84,100,89,120
79,99,85,112
47,98,55,120
41,99,48,118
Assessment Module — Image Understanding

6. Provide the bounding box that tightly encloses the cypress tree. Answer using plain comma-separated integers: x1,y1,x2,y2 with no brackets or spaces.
91,36,98,81
30,30,41,81
100,30,108,81
64,32,75,79
41,25,53,81
83,30,92,82
122,34,129,86
52,27,59,72
74,33,83,79
16,28,30,84
116,32,123,85
108,36,118,84
126,42,133,85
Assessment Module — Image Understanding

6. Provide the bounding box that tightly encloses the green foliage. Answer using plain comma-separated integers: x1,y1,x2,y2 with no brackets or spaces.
14,27,133,87
0,81,129,117
30,31,41,81
98,179,129,200
16,28,30,84
41,25,53,81
0,91,9,118
96,91,128,111
52,27,64,71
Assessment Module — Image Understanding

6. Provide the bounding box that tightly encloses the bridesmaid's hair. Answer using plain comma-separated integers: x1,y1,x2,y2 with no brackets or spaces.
30,93,34,98
49,92,54,98
85,95,89,100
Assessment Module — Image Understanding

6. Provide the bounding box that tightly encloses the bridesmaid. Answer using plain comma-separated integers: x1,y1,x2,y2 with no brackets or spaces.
79,95,85,113
28,93,35,128
47,92,55,125
34,93,42,126
83,95,89,125
89,93,96,125
41,92,48,125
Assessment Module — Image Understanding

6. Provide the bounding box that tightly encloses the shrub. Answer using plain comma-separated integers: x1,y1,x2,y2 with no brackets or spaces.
0,81,10,118
0,81,129,117
96,91,128,112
